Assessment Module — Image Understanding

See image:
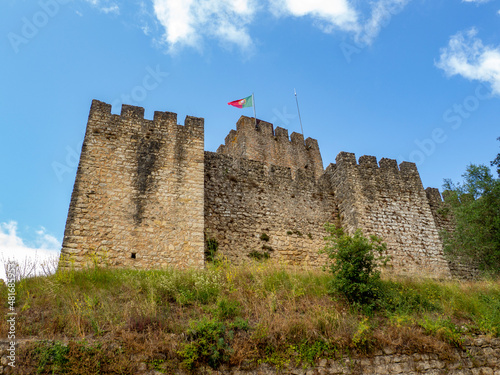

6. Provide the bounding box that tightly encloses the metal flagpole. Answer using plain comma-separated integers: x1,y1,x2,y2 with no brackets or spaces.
294,88,304,137
252,92,257,128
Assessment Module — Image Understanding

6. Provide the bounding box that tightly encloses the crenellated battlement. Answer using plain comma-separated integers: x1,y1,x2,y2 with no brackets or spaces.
334,151,418,173
206,151,318,185
87,100,204,138
327,151,450,278
60,100,205,271
217,115,324,179
331,152,423,190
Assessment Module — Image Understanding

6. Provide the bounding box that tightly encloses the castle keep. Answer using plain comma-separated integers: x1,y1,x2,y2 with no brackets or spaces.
60,100,454,278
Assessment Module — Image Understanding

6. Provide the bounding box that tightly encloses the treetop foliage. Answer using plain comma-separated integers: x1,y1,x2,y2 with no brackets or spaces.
442,137,500,273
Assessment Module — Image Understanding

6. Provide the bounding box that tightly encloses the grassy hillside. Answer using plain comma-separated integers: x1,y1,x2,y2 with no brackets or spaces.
1,261,499,374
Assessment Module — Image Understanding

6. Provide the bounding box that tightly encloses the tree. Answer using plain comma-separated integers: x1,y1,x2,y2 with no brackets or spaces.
442,162,500,272
323,225,388,311
491,137,500,177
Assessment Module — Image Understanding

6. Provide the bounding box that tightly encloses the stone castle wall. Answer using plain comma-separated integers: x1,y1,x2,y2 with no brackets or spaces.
324,152,450,278
426,188,481,280
217,116,324,179
426,188,456,236
59,100,205,270
204,152,338,267
60,100,455,278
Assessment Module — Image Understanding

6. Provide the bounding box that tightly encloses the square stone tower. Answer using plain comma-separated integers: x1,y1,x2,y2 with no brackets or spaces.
59,100,205,270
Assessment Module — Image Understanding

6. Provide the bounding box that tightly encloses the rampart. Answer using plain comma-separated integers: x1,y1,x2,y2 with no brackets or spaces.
60,100,456,279
426,188,481,279
324,153,450,278
217,116,324,179
59,100,205,270
205,152,337,267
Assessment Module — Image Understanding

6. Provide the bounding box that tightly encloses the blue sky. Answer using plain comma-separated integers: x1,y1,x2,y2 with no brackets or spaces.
1,0,500,277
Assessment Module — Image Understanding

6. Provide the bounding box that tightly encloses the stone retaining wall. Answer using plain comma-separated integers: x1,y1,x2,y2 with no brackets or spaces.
1,336,499,374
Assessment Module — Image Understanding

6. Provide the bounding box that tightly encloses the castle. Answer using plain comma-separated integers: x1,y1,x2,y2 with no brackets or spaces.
59,100,466,278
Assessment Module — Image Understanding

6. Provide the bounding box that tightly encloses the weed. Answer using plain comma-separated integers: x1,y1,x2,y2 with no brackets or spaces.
178,317,243,369
248,251,270,261
262,244,274,252
2,259,500,373
35,340,69,374
351,317,374,352
205,237,219,263
380,279,441,314
296,340,337,366
418,315,464,348
216,297,241,320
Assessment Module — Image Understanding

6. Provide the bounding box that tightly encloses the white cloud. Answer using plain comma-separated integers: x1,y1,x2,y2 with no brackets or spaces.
462,0,492,3
356,0,410,46
150,0,410,51
101,5,120,14
84,0,120,14
436,28,500,96
0,221,61,281
152,0,255,51
269,0,409,45
269,0,359,33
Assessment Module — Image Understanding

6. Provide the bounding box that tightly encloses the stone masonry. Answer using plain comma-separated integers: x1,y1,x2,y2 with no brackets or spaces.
323,153,450,278
217,116,324,179
204,152,337,267
2,336,500,374
426,188,481,279
59,100,205,270
60,100,460,278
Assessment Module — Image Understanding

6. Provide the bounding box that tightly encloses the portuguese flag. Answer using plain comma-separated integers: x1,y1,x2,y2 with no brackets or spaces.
228,94,253,108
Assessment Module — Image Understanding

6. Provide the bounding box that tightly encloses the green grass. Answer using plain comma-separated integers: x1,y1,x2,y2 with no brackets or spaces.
1,262,499,374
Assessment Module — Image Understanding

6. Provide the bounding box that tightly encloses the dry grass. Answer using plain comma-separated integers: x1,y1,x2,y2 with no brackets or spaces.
0,260,499,373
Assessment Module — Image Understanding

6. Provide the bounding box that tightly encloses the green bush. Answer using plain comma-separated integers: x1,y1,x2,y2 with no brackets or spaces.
178,318,231,369
34,340,70,374
323,225,389,310
178,316,248,370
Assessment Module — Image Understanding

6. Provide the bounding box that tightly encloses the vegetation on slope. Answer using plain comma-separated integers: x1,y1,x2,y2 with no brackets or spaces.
1,258,499,374
442,137,500,272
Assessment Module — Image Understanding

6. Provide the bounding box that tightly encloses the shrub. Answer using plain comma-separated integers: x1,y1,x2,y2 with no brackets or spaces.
178,318,231,369
178,317,248,369
323,225,389,310
34,340,69,374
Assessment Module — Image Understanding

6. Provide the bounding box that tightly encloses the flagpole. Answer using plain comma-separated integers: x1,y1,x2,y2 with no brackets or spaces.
294,88,304,137
252,92,257,128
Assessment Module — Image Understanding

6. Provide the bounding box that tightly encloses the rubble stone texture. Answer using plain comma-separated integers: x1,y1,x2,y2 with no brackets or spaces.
59,100,474,278
59,100,205,270
2,336,499,374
